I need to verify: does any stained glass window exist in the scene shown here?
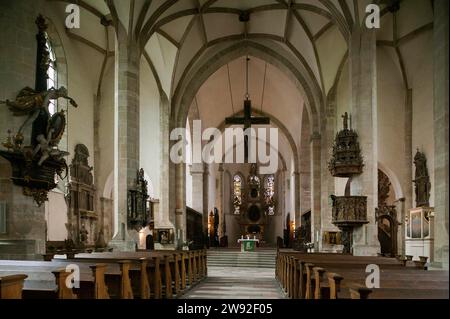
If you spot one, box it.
[45,33,57,115]
[264,175,275,215]
[233,175,242,214]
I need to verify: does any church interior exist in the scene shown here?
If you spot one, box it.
[0,0,448,301]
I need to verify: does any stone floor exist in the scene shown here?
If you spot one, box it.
[180,267,286,299]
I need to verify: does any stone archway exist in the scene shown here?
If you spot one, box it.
[168,41,324,244]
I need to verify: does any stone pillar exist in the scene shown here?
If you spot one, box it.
[190,163,205,214]
[349,28,380,256]
[310,132,321,248]
[396,198,406,257]
[293,171,300,228]
[175,162,186,247]
[109,31,141,251]
[404,89,413,214]
[190,163,208,235]
[0,0,46,260]
[321,97,338,250]
[433,0,449,270]
[217,164,224,238]
[279,169,286,223]
[158,96,174,229]
[203,164,210,242]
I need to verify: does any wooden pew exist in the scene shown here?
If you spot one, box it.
[276,251,449,300]
[60,249,207,298]
[0,274,28,299]
[54,255,153,299]
[0,260,110,299]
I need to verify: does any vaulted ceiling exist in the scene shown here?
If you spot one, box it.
[48,0,434,120]
[49,0,434,101]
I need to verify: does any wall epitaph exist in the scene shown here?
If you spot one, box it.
[413,149,431,207]
[0,15,77,206]
[66,144,97,248]
[127,169,150,230]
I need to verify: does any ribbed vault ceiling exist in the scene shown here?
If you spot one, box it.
[50,0,434,114]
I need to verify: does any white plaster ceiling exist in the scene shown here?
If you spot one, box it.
[49,0,435,105]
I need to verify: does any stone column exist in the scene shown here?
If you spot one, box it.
[433,0,449,270]
[310,132,321,248]
[190,163,205,213]
[217,164,224,239]
[279,169,286,223]
[349,28,380,256]
[293,171,300,228]
[109,31,141,251]
[158,96,174,229]
[0,0,46,260]
[190,163,208,235]
[202,164,210,236]
[175,162,186,247]
[396,198,406,257]
[321,97,338,250]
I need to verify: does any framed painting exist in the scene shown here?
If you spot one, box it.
[155,228,174,244]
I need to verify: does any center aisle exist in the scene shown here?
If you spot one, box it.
[180,249,286,299]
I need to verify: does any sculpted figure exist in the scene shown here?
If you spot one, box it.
[1,86,77,134]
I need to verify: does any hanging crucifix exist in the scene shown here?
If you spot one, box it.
[225,57,270,163]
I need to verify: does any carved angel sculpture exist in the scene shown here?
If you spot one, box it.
[1,86,78,134]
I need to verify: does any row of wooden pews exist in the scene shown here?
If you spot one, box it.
[0,249,207,299]
[276,250,449,299]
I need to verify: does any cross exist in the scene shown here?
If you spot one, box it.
[225,99,270,162]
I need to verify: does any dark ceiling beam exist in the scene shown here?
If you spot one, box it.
[318,0,350,39]
[143,51,164,96]
[65,29,109,55]
[292,3,333,20]
[201,0,220,12]
[141,0,178,47]
[248,3,286,14]
[135,0,152,39]
[283,0,293,42]
[156,29,180,48]
[397,22,433,46]
[195,0,209,44]
[313,21,334,41]
[338,0,354,29]
[292,9,325,92]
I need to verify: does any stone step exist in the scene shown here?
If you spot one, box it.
[206,250,277,269]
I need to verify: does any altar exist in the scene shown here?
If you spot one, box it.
[238,236,259,252]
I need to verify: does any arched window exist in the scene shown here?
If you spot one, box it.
[45,33,57,115]
[233,175,243,214]
[264,175,275,215]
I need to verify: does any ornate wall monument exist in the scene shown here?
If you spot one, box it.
[376,170,400,257]
[66,144,100,250]
[406,150,435,261]
[329,113,368,254]
[0,15,77,207]
[0,11,76,259]
[413,150,431,208]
